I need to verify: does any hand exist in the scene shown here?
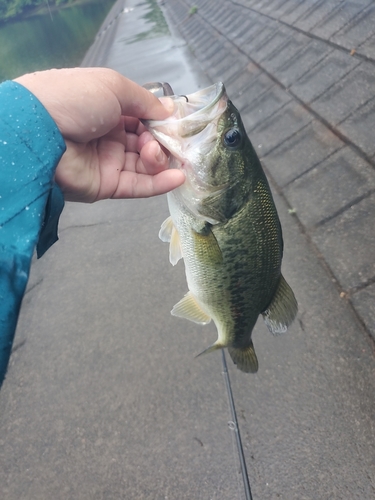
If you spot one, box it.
[14,68,185,202]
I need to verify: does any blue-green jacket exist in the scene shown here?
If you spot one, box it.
[0,81,66,387]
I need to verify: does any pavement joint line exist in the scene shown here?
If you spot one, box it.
[287,88,375,172]
[58,221,109,234]
[279,144,346,189]
[242,98,292,133]
[314,188,375,229]
[289,51,362,104]
[346,297,375,355]
[230,0,375,64]
[348,274,375,295]
[334,93,375,128]
[23,278,44,296]
[10,339,27,354]
[257,121,312,160]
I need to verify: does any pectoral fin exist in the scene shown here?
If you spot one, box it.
[192,226,223,265]
[159,216,174,242]
[171,291,211,324]
[159,216,182,266]
[262,274,298,335]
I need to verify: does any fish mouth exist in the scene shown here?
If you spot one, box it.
[142,82,227,154]
[173,82,226,123]
[143,82,229,221]
[143,81,225,118]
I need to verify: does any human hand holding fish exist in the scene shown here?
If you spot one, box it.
[143,82,298,373]
[11,68,297,373]
[14,68,185,202]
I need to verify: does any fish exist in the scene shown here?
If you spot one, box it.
[143,82,297,373]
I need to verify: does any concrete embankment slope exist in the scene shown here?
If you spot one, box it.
[0,0,374,499]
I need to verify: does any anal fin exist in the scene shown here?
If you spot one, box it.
[262,274,298,335]
[171,291,211,325]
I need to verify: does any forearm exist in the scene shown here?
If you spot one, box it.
[0,80,66,386]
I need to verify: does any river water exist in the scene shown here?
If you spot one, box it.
[0,0,116,82]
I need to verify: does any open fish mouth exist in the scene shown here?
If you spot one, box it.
[142,82,228,159]
[142,82,230,218]
[143,81,225,114]
[142,81,227,141]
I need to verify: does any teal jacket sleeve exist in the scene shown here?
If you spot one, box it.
[0,81,66,387]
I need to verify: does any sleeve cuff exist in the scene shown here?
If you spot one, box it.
[37,183,65,258]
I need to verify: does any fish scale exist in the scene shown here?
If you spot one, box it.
[144,82,297,373]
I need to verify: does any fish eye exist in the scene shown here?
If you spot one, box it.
[223,128,242,149]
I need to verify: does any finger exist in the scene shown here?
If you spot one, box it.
[139,140,169,175]
[123,116,142,134]
[124,132,140,153]
[111,168,185,199]
[107,73,174,120]
[138,132,170,161]
[114,144,168,176]
[137,131,155,151]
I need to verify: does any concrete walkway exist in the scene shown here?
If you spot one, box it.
[0,0,374,499]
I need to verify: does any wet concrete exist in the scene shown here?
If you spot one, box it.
[0,0,374,499]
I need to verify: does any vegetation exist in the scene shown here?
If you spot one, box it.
[0,0,75,21]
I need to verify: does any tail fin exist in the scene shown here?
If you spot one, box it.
[227,343,259,373]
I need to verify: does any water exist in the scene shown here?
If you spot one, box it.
[0,0,116,82]
[122,0,169,44]
[100,0,210,95]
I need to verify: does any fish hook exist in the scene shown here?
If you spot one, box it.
[143,82,189,101]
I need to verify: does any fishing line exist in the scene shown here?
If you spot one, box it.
[221,350,254,500]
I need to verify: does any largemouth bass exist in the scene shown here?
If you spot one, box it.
[143,82,297,373]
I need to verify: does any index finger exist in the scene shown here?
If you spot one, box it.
[106,72,174,120]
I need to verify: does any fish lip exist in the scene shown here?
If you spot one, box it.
[184,81,226,118]
[143,82,226,126]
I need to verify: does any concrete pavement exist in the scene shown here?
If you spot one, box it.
[0,0,374,499]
